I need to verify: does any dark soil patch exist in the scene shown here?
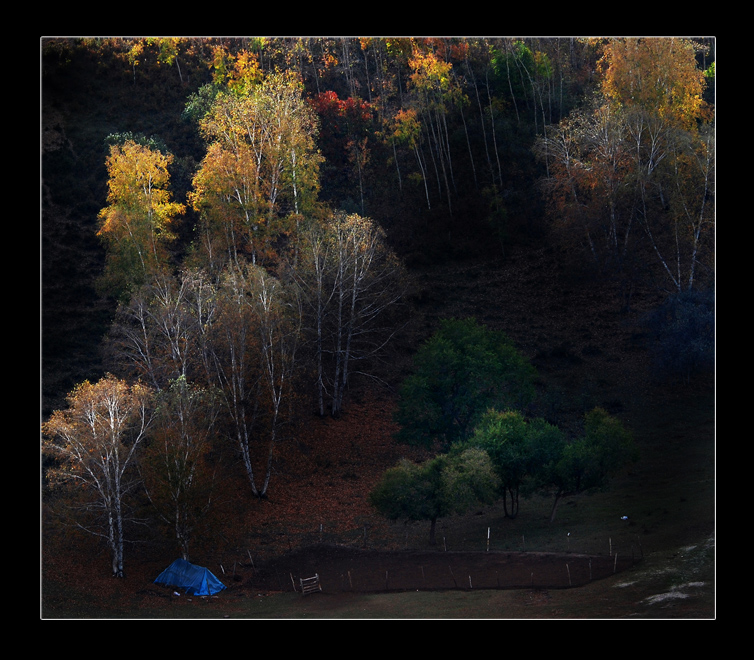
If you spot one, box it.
[245,544,637,594]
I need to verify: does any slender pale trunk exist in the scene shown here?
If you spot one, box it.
[413,143,431,210]
[486,68,504,188]
[260,407,278,497]
[466,56,493,186]
[392,137,402,191]
[457,95,478,189]
[332,264,346,416]
[316,281,325,417]
[336,242,361,414]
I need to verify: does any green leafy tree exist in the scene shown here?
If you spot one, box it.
[491,39,553,130]
[540,407,638,522]
[467,409,565,519]
[369,448,499,545]
[394,318,537,449]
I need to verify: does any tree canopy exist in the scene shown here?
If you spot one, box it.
[466,409,565,519]
[97,140,185,298]
[536,407,639,522]
[42,375,155,576]
[394,318,537,449]
[369,448,499,545]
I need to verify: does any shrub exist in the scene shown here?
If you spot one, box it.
[643,288,715,382]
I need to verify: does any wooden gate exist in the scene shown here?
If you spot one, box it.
[300,574,322,595]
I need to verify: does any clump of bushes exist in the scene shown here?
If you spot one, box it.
[643,288,714,382]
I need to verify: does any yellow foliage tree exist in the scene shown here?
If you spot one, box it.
[598,38,709,131]
[97,140,184,296]
[536,38,714,291]
[190,70,321,271]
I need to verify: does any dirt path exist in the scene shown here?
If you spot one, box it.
[242,544,638,594]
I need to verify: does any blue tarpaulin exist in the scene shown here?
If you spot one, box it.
[154,558,226,596]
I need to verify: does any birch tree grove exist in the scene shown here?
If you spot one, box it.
[106,269,219,392]
[294,219,338,417]
[42,375,155,577]
[535,38,714,290]
[206,264,266,497]
[190,69,321,271]
[172,262,300,499]
[244,264,302,496]
[406,47,458,214]
[42,37,715,580]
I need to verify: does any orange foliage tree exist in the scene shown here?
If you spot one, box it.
[42,375,155,577]
[598,37,708,131]
[405,44,461,213]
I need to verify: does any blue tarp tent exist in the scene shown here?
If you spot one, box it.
[154,558,226,596]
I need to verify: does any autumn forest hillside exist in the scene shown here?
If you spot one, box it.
[41,37,715,617]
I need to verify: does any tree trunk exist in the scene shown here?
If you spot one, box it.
[112,473,126,578]
[510,486,520,518]
[502,486,520,519]
[549,489,564,523]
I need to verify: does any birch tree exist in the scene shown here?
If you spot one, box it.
[535,38,714,290]
[406,46,458,214]
[243,264,302,496]
[205,264,266,497]
[392,107,432,210]
[97,140,185,297]
[294,219,339,416]
[296,212,406,417]
[598,37,714,292]
[199,263,301,499]
[106,269,219,392]
[141,376,220,561]
[42,375,154,577]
